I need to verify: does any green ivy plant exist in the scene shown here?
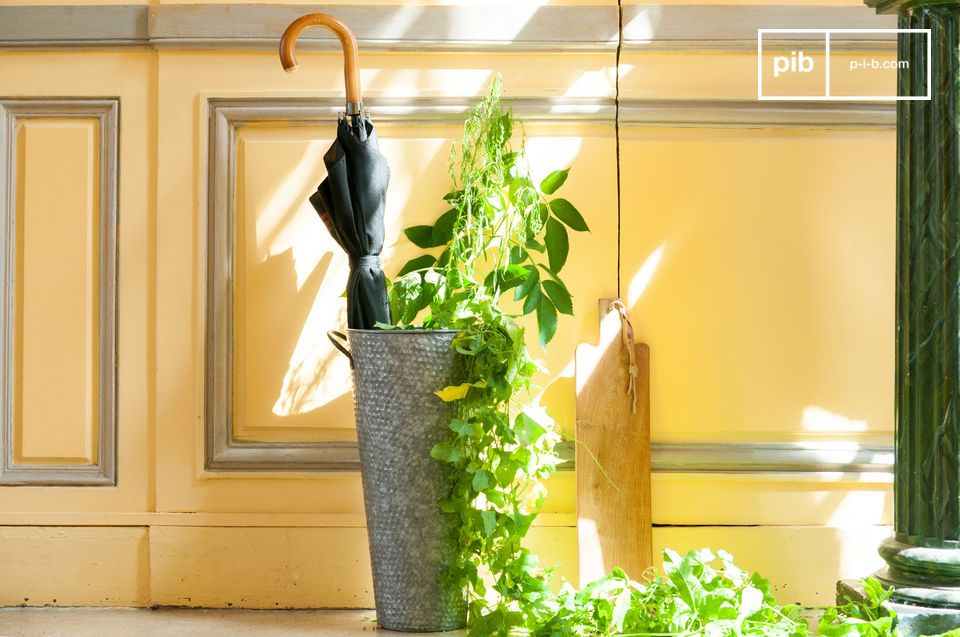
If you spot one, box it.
[389,74,584,632]
[388,77,902,637]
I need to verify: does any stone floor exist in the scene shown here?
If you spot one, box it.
[0,608,466,636]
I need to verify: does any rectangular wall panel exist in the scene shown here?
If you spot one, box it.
[232,128,353,445]
[15,119,100,465]
[0,526,148,607]
[619,126,895,445]
[0,99,117,485]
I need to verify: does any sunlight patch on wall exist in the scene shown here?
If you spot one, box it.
[802,406,868,433]
[562,69,617,98]
[627,244,665,308]
[369,68,494,98]
[621,6,664,44]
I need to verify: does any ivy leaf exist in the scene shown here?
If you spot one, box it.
[481,510,497,537]
[540,168,570,195]
[514,266,539,301]
[537,294,558,347]
[542,279,573,315]
[430,441,460,463]
[495,461,520,486]
[515,412,547,445]
[550,198,590,232]
[438,498,461,513]
[545,218,569,272]
[449,418,481,438]
[472,470,494,491]
[396,254,436,277]
[432,208,459,245]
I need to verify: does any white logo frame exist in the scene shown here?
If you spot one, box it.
[757,29,932,101]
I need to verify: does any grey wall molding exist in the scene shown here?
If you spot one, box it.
[653,442,893,474]
[0,4,894,53]
[0,3,617,52]
[151,4,618,51]
[0,98,119,486]
[619,100,896,129]
[0,5,148,48]
[623,5,898,52]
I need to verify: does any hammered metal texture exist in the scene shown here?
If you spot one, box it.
[348,329,467,632]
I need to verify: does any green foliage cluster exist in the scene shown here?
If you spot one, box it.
[390,76,587,349]
[387,77,902,637]
[817,578,894,637]
[537,549,894,637]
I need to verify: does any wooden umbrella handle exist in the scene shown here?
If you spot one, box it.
[279,13,362,113]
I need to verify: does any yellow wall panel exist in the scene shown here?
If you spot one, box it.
[14,119,100,465]
[234,130,354,443]
[620,127,894,444]
[0,527,149,606]
[150,526,375,608]
[0,50,153,512]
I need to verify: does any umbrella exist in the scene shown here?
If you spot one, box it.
[280,14,392,329]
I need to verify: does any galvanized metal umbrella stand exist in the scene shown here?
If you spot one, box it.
[280,15,467,632]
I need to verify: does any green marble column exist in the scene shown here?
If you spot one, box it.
[866,0,960,606]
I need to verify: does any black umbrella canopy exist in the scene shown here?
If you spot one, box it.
[279,13,392,330]
[310,116,391,329]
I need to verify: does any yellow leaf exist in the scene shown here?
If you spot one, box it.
[435,383,471,402]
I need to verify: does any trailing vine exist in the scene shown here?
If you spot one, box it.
[388,78,901,637]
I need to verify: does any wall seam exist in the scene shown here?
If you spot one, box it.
[615,0,623,297]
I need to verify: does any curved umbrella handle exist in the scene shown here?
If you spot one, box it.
[279,13,362,116]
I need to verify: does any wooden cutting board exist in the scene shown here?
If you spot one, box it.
[575,299,652,585]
